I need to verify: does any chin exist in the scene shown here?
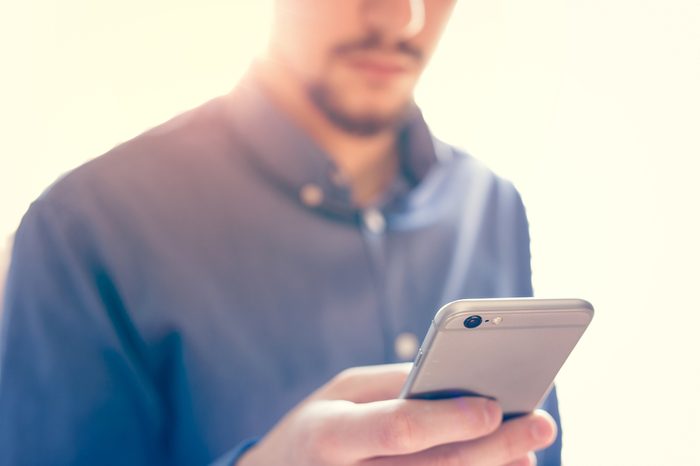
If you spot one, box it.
[307,78,414,135]
[355,88,415,120]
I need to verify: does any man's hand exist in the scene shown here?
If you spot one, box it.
[238,364,556,466]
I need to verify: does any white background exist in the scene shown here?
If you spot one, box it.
[1,1,699,464]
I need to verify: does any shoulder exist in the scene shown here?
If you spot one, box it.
[39,96,235,213]
[439,139,527,213]
[23,96,250,242]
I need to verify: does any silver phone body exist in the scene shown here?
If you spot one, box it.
[399,298,594,418]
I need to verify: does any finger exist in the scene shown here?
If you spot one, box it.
[315,396,501,462]
[312,363,413,403]
[369,410,555,466]
[503,451,537,466]
[450,411,555,466]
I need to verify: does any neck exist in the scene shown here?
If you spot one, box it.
[253,59,399,208]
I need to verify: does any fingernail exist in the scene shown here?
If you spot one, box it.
[529,451,538,466]
[531,418,553,442]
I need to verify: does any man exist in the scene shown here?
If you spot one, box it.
[0,1,562,465]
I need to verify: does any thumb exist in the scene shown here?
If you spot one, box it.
[311,363,413,403]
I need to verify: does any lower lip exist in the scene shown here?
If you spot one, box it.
[348,60,408,80]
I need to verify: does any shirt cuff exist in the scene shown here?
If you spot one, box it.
[210,437,260,466]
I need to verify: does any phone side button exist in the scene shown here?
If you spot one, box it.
[414,350,424,368]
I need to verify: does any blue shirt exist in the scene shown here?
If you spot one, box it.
[0,73,562,465]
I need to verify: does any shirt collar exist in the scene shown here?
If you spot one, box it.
[222,70,445,218]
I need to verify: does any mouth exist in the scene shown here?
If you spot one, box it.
[344,54,414,80]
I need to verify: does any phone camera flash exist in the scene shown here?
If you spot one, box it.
[492,316,503,325]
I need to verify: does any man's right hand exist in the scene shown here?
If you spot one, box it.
[238,364,556,466]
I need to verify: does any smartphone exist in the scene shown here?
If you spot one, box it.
[399,298,594,419]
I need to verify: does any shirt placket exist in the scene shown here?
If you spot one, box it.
[358,206,398,363]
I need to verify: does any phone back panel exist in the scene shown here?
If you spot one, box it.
[400,299,593,416]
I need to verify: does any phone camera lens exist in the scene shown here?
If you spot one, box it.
[463,315,483,329]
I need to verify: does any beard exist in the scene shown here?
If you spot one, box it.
[306,80,413,137]
[302,31,423,136]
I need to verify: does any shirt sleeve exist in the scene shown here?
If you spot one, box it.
[209,438,259,466]
[0,199,162,465]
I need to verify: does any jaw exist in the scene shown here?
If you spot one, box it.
[304,60,420,133]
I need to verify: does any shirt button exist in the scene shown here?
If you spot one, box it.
[299,183,324,207]
[362,208,386,234]
[331,170,349,187]
[395,332,420,361]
